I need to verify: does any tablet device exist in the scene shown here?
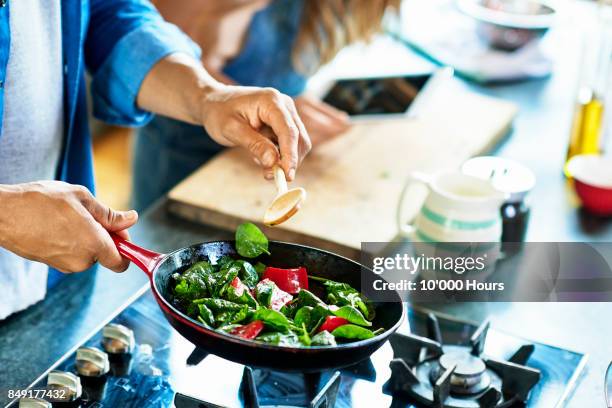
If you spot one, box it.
[319,68,452,121]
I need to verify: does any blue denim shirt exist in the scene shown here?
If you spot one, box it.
[0,0,198,187]
[0,0,199,287]
[223,0,307,96]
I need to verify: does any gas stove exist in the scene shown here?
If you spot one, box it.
[9,291,586,408]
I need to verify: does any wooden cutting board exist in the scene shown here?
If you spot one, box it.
[167,89,517,259]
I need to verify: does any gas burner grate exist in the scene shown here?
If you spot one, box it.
[241,367,341,408]
[384,313,541,408]
[176,348,341,408]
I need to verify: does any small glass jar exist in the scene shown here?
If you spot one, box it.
[500,199,531,243]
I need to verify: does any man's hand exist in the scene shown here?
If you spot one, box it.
[0,181,138,273]
[136,54,311,181]
[294,95,351,147]
[199,85,311,181]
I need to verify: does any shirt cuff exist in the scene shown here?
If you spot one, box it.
[90,21,201,127]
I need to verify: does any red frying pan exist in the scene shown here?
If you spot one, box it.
[112,235,404,372]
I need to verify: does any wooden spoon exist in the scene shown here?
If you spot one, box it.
[263,166,306,226]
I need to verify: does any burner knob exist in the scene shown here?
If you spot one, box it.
[18,398,51,408]
[102,323,135,354]
[75,347,110,377]
[47,370,82,401]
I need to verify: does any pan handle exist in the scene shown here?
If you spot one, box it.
[111,234,165,277]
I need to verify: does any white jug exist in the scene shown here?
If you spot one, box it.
[397,171,507,243]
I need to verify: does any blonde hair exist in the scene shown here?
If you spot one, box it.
[293,0,400,72]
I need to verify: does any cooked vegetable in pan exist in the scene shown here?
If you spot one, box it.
[170,223,382,347]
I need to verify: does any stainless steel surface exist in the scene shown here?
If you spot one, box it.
[8,294,586,407]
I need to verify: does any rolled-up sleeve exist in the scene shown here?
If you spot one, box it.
[85,0,201,127]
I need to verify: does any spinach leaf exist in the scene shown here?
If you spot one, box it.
[197,304,215,326]
[193,298,244,312]
[216,255,234,269]
[235,222,270,258]
[234,260,259,289]
[185,301,200,318]
[188,261,216,276]
[294,305,332,333]
[226,283,258,308]
[174,279,191,298]
[173,277,206,302]
[256,332,301,346]
[331,292,375,322]
[311,330,337,346]
[197,316,213,329]
[308,305,333,334]
[297,323,311,347]
[255,279,275,307]
[174,261,224,301]
[296,289,327,308]
[331,305,372,327]
[293,306,313,329]
[331,324,375,340]
[312,276,375,320]
[252,308,291,332]
[216,305,250,325]
[254,261,267,278]
[280,301,298,319]
[213,263,240,298]
[172,261,216,301]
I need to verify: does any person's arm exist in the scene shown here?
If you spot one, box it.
[0,181,137,273]
[86,0,310,181]
[136,53,310,180]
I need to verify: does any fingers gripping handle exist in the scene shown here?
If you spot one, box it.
[111,234,165,277]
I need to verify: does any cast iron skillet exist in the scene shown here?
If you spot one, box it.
[112,235,404,372]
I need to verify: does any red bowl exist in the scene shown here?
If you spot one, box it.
[566,155,612,216]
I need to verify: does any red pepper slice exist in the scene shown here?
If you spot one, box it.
[269,284,293,311]
[230,320,264,340]
[262,266,309,294]
[318,316,349,333]
[230,276,248,296]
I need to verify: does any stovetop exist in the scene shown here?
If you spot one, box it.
[10,291,586,408]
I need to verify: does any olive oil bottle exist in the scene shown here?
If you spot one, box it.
[565,88,605,176]
[564,0,611,176]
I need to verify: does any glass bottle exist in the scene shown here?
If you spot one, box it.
[565,0,612,175]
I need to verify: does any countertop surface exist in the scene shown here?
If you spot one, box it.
[1,1,612,407]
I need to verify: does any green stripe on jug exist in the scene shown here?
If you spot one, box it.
[421,206,497,230]
[415,230,437,243]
